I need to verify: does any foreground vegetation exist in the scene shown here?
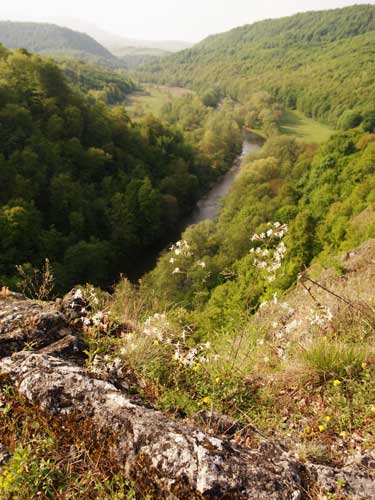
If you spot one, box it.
[0,384,145,499]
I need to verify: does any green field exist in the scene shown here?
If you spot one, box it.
[126,85,193,116]
[280,109,334,143]
[127,88,334,144]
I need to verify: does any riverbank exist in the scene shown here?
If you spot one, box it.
[183,133,262,227]
[126,133,263,282]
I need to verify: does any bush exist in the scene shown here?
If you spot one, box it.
[301,339,367,383]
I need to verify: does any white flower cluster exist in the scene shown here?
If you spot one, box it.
[82,310,110,330]
[168,239,208,277]
[73,289,83,300]
[143,313,171,341]
[77,287,110,331]
[250,222,288,282]
[251,222,287,241]
[285,318,303,333]
[168,240,194,275]
[120,314,216,372]
[173,341,212,367]
[169,240,192,257]
[309,306,334,327]
[85,285,99,306]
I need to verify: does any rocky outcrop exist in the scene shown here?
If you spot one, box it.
[0,294,85,360]
[0,352,304,499]
[306,460,375,499]
[0,293,375,498]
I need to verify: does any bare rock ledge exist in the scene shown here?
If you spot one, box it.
[0,352,303,499]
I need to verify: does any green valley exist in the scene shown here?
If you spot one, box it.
[139,4,375,128]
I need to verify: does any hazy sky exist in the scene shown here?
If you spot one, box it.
[1,0,373,42]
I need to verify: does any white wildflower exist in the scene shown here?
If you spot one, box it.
[73,289,83,300]
[285,319,301,333]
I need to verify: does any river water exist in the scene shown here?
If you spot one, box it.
[183,136,261,226]
[129,133,262,281]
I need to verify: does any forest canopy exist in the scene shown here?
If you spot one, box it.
[0,47,240,292]
[138,4,375,128]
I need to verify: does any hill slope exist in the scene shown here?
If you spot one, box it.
[0,21,117,65]
[0,48,219,292]
[140,4,375,127]
[111,46,171,69]
[52,18,193,53]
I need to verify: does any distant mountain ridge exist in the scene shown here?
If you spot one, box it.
[109,39,192,52]
[110,46,171,70]
[52,18,193,53]
[0,21,117,65]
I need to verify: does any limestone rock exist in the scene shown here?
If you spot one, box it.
[306,462,375,499]
[0,352,303,499]
[0,295,85,361]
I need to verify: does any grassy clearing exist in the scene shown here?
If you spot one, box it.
[280,109,334,143]
[125,84,193,117]
[126,87,333,145]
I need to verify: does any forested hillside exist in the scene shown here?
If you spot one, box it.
[0,47,241,293]
[58,59,136,104]
[143,130,375,313]
[0,21,118,66]
[112,47,170,69]
[140,5,375,127]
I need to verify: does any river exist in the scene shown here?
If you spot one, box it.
[183,135,262,226]
[128,133,262,281]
